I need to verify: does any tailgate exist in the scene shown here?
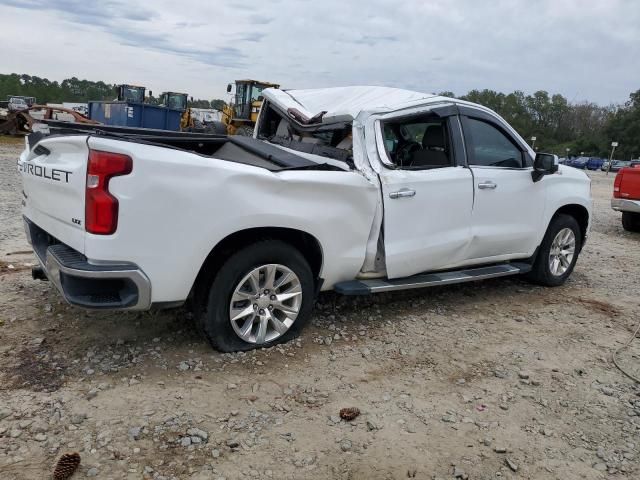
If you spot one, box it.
[619,168,640,200]
[18,134,89,254]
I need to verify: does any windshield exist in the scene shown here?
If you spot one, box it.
[167,94,186,110]
[122,86,145,103]
[251,86,265,102]
[10,98,26,105]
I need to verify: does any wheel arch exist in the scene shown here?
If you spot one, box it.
[552,203,590,248]
[190,227,324,300]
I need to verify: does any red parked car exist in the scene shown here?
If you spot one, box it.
[612,165,640,231]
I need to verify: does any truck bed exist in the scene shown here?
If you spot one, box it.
[36,120,348,172]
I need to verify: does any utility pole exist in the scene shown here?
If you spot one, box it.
[606,141,618,175]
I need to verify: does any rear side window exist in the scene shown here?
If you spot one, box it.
[464,118,524,168]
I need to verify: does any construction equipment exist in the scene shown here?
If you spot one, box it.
[222,80,279,135]
[116,84,146,103]
[159,92,192,130]
[89,85,184,131]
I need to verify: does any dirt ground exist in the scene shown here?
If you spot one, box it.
[1,139,639,480]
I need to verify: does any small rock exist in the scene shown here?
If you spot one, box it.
[593,462,607,471]
[128,426,142,440]
[87,467,99,477]
[211,448,221,458]
[178,362,190,371]
[441,415,456,423]
[180,437,192,447]
[32,337,45,346]
[505,458,518,472]
[0,409,11,420]
[71,413,88,425]
[187,428,209,441]
[494,446,507,453]
[227,383,238,390]
[340,440,352,452]
[600,387,615,396]
[34,433,47,442]
[366,420,379,431]
[518,371,530,380]
[453,466,468,479]
[86,388,99,400]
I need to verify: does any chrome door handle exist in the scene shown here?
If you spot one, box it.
[389,188,416,199]
[478,181,497,190]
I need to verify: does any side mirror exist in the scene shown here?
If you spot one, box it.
[226,84,232,93]
[532,153,559,182]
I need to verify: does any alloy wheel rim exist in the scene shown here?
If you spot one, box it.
[229,264,302,344]
[549,228,576,276]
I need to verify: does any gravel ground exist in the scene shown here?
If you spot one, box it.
[1,143,639,480]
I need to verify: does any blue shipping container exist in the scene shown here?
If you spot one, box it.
[88,101,182,131]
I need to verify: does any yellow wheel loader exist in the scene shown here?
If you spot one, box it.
[222,80,279,136]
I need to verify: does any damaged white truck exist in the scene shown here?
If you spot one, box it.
[18,86,592,351]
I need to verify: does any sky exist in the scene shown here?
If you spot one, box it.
[0,0,638,105]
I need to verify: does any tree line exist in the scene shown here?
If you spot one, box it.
[0,73,226,111]
[439,88,639,160]
[1,73,637,159]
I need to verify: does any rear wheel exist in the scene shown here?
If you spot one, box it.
[526,214,582,287]
[195,240,314,352]
[622,212,640,232]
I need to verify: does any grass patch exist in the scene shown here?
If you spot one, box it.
[0,135,25,145]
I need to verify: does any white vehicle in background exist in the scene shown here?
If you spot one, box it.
[8,97,29,112]
[18,86,592,352]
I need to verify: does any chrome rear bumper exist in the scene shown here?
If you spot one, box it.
[612,198,640,213]
[24,217,151,310]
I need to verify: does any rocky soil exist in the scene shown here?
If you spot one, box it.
[1,141,639,479]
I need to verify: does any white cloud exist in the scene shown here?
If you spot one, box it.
[0,0,638,103]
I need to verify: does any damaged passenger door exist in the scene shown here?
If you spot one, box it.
[375,111,473,279]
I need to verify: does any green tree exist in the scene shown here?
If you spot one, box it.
[211,99,226,110]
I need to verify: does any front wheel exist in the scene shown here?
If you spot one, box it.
[195,240,315,352]
[526,214,582,287]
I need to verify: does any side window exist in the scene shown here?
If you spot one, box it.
[464,118,524,168]
[381,115,453,170]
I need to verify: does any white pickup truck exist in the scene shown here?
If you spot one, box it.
[18,86,592,351]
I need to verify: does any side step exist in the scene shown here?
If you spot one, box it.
[334,263,532,295]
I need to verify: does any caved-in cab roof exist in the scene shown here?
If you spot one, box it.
[262,86,448,125]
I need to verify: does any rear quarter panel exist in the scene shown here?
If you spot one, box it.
[85,137,379,303]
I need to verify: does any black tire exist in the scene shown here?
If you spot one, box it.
[526,214,582,287]
[194,240,315,352]
[622,212,640,232]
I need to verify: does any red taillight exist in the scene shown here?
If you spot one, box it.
[613,170,623,198]
[85,150,132,235]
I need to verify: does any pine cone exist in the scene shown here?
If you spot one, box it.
[339,407,360,421]
[53,452,81,480]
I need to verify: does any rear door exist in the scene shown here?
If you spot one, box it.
[376,111,474,278]
[19,134,89,253]
[460,111,545,260]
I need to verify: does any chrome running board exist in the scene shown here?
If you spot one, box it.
[334,263,531,295]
